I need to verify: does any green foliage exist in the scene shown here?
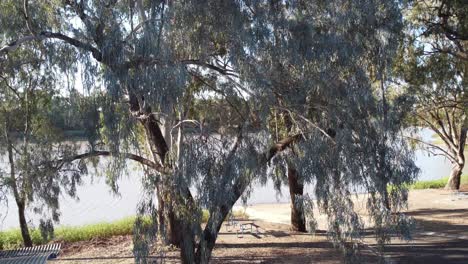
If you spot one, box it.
[394,0,467,189]
[0,0,420,262]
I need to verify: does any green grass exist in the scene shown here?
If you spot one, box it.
[0,217,137,250]
[0,209,248,250]
[388,175,468,192]
[410,175,468,190]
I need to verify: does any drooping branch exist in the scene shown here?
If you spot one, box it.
[426,46,468,61]
[40,32,102,61]
[0,35,37,54]
[416,112,458,153]
[121,57,240,78]
[57,150,170,174]
[182,59,239,77]
[404,136,457,163]
[0,32,102,61]
[0,76,22,100]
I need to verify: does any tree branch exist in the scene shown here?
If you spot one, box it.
[404,135,457,163]
[182,59,239,77]
[416,112,458,153]
[58,150,170,174]
[0,76,22,100]
[0,32,102,61]
[22,0,35,35]
[266,133,303,162]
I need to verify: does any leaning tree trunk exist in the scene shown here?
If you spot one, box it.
[445,160,464,190]
[287,166,307,232]
[17,201,33,247]
[192,200,237,264]
[445,128,466,190]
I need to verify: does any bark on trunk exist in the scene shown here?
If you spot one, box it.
[17,202,33,247]
[445,162,464,190]
[167,204,183,246]
[192,206,233,264]
[126,87,181,246]
[288,166,307,232]
[5,125,32,247]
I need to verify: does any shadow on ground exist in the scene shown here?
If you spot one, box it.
[365,208,468,264]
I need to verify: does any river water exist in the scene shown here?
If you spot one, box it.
[0,129,465,230]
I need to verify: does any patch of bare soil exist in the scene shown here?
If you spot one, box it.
[53,221,378,264]
[52,188,468,263]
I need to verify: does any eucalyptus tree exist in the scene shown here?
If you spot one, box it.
[395,0,467,190]
[0,1,419,263]
[0,43,84,246]
[267,109,308,232]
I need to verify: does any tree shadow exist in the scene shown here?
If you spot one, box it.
[211,241,379,263]
[213,209,468,263]
[215,241,332,249]
[383,239,468,264]
[406,208,468,218]
[362,209,468,264]
[265,230,289,238]
[407,208,468,238]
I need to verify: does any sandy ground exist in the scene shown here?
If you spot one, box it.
[243,187,468,228]
[51,187,468,263]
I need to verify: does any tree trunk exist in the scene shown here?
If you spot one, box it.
[17,201,33,247]
[126,88,181,246]
[167,204,183,246]
[177,135,300,264]
[445,162,464,190]
[5,124,33,247]
[192,206,233,264]
[288,166,307,232]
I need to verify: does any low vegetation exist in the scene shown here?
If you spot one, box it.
[0,209,248,250]
[410,175,468,190]
[388,175,468,193]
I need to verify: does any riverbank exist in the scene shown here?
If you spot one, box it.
[47,186,468,263]
[409,175,468,189]
[0,210,247,250]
